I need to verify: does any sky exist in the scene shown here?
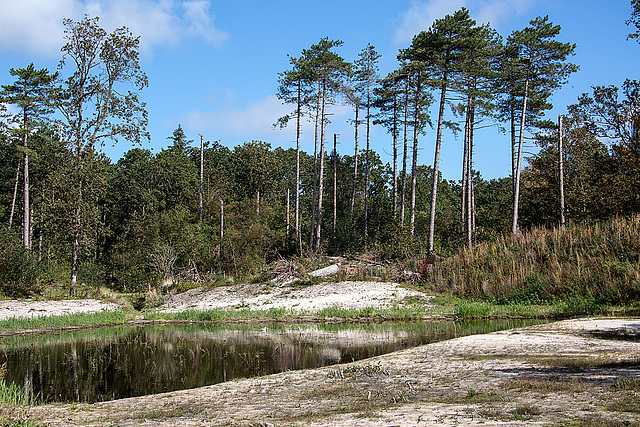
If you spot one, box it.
[0,0,638,181]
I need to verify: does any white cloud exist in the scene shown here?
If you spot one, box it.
[181,95,356,147]
[182,1,228,46]
[183,95,303,142]
[394,0,540,44]
[0,0,78,55]
[0,0,228,57]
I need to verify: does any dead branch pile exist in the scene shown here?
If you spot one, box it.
[269,260,303,286]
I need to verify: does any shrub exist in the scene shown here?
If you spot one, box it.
[0,228,39,297]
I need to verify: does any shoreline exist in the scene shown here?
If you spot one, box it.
[7,316,640,426]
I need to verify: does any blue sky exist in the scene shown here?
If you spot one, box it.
[0,0,638,181]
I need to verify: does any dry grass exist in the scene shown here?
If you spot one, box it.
[428,215,640,309]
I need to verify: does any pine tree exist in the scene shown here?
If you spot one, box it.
[275,54,314,252]
[353,44,380,243]
[1,64,57,250]
[302,38,350,251]
[506,16,577,235]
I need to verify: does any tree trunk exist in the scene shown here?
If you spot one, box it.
[461,97,470,226]
[314,81,327,251]
[428,79,448,253]
[295,79,302,253]
[350,104,359,218]
[392,78,399,220]
[220,199,224,260]
[512,65,531,236]
[510,101,517,196]
[467,95,476,250]
[8,165,19,229]
[364,85,371,243]
[410,71,421,237]
[333,133,337,237]
[310,82,321,250]
[37,187,44,263]
[401,75,410,229]
[199,134,203,224]
[559,114,566,228]
[23,131,30,250]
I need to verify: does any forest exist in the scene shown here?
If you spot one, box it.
[0,4,639,296]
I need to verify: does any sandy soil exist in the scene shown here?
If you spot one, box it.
[0,299,120,321]
[15,317,640,426]
[1,280,640,426]
[159,280,431,313]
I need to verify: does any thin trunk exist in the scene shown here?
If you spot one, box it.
[199,134,203,224]
[392,79,399,220]
[559,114,566,228]
[37,189,44,263]
[428,78,448,253]
[9,165,19,229]
[220,199,224,260]
[350,104,359,218]
[310,82,321,249]
[286,188,290,239]
[70,213,80,296]
[410,71,422,237]
[461,96,470,226]
[401,75,410,229]
[512,64,531,236]
[364,84,371,243]
[23,131,30,250]
[510,101,517,196]
[256,191,260,215]
[315,81,327,251]
[295,79,302,253]
[467,95,476,249]
[333,133,337,236]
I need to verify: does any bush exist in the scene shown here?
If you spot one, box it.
[0,228,40,297]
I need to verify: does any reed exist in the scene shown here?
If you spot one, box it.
[428,215,640,312]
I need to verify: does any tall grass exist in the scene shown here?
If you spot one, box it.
[0,379,31,406]
[428,216,640,308]
[0,310,131,332]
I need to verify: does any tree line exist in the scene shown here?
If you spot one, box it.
[0,5,639,294]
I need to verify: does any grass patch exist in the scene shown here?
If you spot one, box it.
[524,354,640,370]
[144,307,298,322]
[0,310,131,332]
[512,405,542,420]
[0,420,44,427]
[0,379,32,406]
[505,377,591,393]
[553,419,640,427]
[606,395,640,413]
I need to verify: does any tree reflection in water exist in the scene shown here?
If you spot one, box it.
[0,319,541,403]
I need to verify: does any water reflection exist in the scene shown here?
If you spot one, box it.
[0,319,541,403]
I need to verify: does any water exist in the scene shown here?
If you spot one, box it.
[0,319,541,403]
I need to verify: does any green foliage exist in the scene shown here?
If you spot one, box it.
[0,228,39,297]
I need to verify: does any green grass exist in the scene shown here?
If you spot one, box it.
[145,304,443,323]
[0,310,132,332]
[0,379,31,406]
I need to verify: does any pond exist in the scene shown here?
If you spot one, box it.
[0,319,541,403]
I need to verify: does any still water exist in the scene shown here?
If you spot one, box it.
[0,319,540,403]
